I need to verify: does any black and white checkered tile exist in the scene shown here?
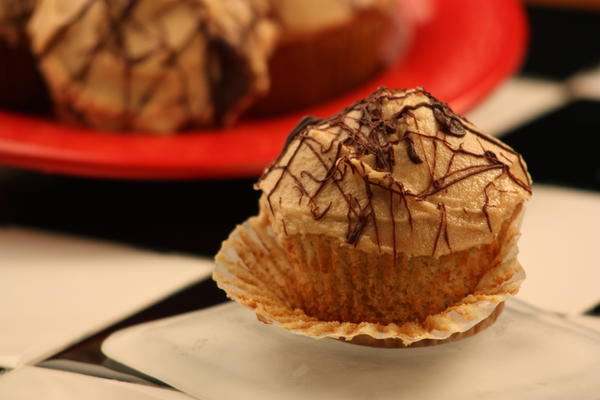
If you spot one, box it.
[467,6,600,322]
[470,6,600,193]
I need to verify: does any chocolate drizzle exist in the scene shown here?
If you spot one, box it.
[432,105,466,137]
[404,133,423,164]
[432,203,450,257]
[260,87,532,257]
[284,116,322,152]
[207,35,253,125]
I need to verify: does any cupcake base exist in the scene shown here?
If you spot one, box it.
[214,210,525,347]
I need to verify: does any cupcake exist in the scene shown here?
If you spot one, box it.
[28,0,278,133]
[250,0,410,115]
[214,87,532,347]
[0,0,47,109]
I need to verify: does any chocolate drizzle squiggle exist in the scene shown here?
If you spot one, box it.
[259,87,532,258]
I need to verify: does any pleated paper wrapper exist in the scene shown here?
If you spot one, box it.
[214,209,525,347]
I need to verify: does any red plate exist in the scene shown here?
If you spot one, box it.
[0,0,527,180]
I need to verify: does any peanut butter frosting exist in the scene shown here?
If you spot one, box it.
[257,87,532,257]
[28,0,278,132]
[270,0,396,33]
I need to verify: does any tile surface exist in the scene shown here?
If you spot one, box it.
[102,301,600,400]
[1,227,212,369]
[0,367,195,400]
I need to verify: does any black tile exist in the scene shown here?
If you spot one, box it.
[502,100,600,191]
[586,303,600,316]
[0,168,260,256]
[522,6,600,80]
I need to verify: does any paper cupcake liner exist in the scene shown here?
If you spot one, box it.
[341,302,505,348]
[214,208,525,346]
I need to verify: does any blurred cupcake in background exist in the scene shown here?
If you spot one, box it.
[28,0,278,133]
[0,0,48,109]
[251,0,413,115]
[26,0,414,133]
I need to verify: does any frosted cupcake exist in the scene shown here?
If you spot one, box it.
[214,87,532,347]
[28,0,277,133]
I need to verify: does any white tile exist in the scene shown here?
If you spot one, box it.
[568,315,600,334]
[466,77,569,136]
[518,185,600,314]
[102,300,600,400]
[0,367,195,400]
[567,64,600,101]
[1,227,213,369]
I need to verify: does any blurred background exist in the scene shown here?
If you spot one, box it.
[1,0,600,396]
